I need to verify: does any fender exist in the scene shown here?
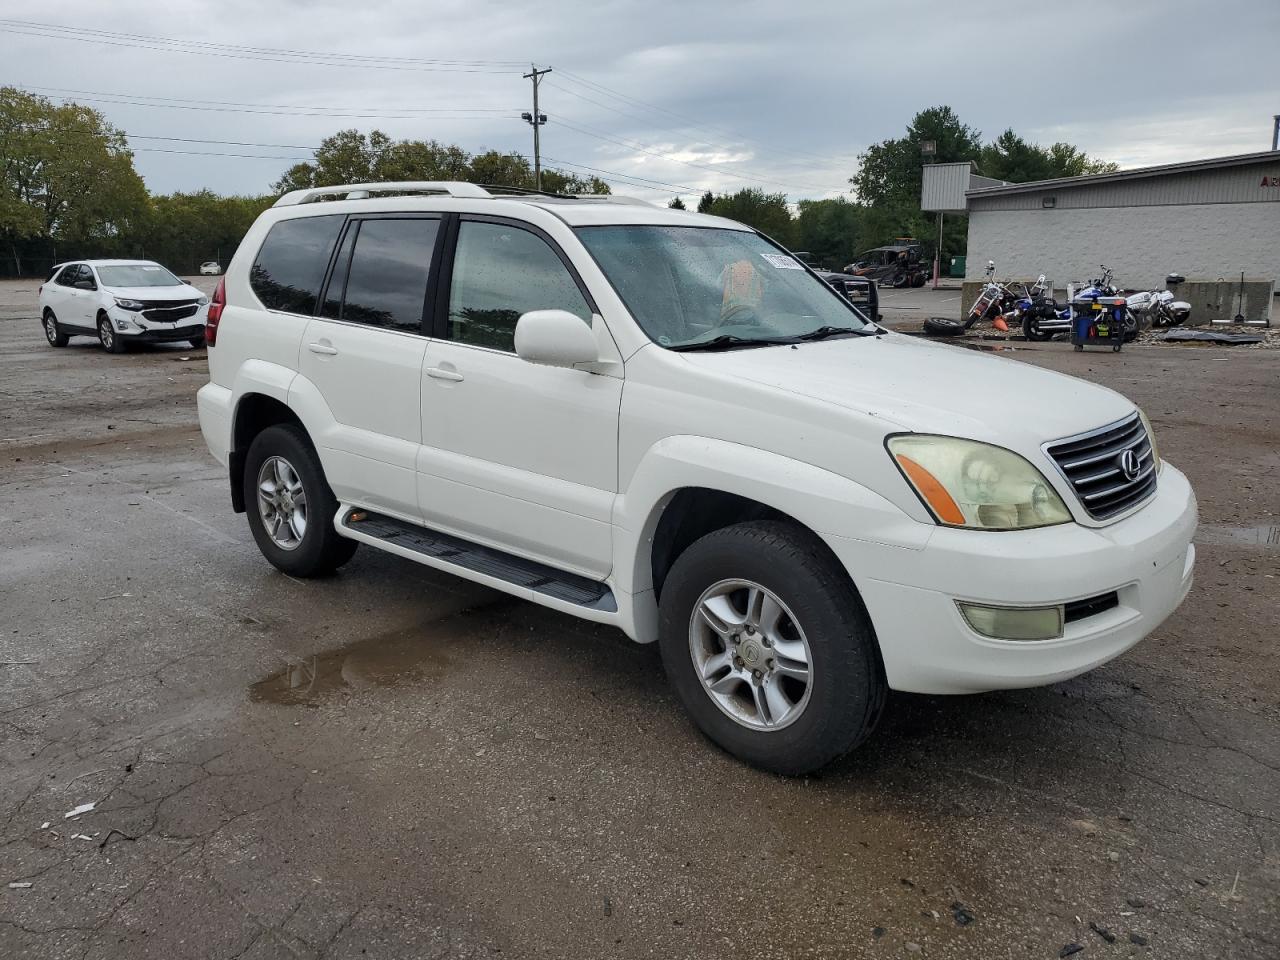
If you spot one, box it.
[230,359,295,417]
[611,436,931,642]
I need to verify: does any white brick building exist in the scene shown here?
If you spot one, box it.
[960,151,1280,290]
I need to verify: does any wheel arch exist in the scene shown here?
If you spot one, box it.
[229,392,306,513]
[613,436,929,644]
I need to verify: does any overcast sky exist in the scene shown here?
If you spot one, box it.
[4,0,1278,203]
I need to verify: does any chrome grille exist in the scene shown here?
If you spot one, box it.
[1046,413,1157,520]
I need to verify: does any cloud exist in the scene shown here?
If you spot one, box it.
[4,0,1277,200]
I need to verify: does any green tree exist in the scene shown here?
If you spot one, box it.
[979,129,1119,182]
[135,190,272,273]
[703,189,795,245]
[696,190,715,213]
[274,131,607,196]
[0,86,147,271]
[851,106,982,209]
[668,196,686,210]
[793,197,868,270]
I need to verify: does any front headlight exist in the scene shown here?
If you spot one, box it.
[1137,408,1161,473]
[114,298,146,311]
[888,434,1072,530]
[197,296,209,306]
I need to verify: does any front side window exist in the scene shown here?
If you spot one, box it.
[577,225,872,349]
[250,214,345,315]
[332,218,439,332]
[96,264,181,287]
[447,221,591,352]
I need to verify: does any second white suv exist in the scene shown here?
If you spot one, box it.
[197,182,1197,774]
[39,260,209,352]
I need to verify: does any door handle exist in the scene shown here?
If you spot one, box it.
[426,366,464,382]
[307,342,339,356]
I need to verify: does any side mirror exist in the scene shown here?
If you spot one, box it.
[514,310,599,368]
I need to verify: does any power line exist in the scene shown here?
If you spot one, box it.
[0,21,522,74]
[0,18,526,66]
[130,147,314,161]
[16,84,517,115]
[541,156,700,194]
[128,135,320,151]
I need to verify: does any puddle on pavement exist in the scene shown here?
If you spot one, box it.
[251,620,466,705]
[1195,524,1280,549]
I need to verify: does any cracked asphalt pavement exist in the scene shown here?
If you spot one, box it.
[2,278,1278,958]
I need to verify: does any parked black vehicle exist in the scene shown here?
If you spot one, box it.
[815,270,880,321]
[844,243,927,288]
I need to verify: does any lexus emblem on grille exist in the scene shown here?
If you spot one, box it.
[1119,447,1141,482]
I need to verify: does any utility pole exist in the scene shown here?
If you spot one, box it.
[522,64,551,190]
[1272,114,1279,152]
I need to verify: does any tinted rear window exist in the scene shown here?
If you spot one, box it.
[250,215,345,315]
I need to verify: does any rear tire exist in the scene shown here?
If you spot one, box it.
[42,310,69,347]
[98,314,126,354]
[658,521,886,775]
[243,423,358,577]
[1022,314,1054,342]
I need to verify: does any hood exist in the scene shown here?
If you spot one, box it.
[104,284,204,302]
[676,332,1134,444]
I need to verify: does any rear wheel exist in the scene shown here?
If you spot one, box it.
[97,314,126,354]
[244,423,357,577]
[1022,314,1054,341]
[42,310,69,347]
[658,521,886,775]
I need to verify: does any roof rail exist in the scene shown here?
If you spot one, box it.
[273,181,492,207]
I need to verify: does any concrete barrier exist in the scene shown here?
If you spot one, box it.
[1174,279,1274,326]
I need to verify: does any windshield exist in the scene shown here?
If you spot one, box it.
[96,264,182,287]
[576,225,872,349]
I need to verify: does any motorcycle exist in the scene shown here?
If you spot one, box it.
[922,261,1015,336]
[1010,274,1072,341]
[1125,274,1191,328]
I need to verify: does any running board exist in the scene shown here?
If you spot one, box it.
[340,509,617,613]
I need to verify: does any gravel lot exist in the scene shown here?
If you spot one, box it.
[1,277,1277,959]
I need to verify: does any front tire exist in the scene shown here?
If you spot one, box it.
[922,316,965,337]
[243,424,358,577]
[43,310,69,347]
[658,521,886,775]
[98,314,126,354]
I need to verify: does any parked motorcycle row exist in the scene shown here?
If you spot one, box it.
[923,262,1192,342]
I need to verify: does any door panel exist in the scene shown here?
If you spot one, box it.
[419,219,620,578]
[297,216,440,521]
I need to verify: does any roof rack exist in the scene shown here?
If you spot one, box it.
[273,181,492,207]
[272,180,654,208]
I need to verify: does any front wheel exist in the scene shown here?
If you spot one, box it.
[43,310,69,347]
[98,315,126,354]
[658,521,886,775]
[243,424,358,577]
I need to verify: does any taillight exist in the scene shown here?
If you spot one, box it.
[206,276,225,347]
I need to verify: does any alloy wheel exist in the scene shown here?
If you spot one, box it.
[256,456,308,551]
[688,578,813,731]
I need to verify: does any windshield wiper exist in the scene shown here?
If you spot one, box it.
[668,335,794,352]
[795,325,877,341]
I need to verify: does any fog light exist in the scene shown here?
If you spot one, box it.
[957,602,1063,641]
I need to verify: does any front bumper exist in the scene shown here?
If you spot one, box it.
[110,304,207,342]
[830,464,1197,694]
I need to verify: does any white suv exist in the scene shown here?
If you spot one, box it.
[40,260,209,352]
[197,181,1197,774]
